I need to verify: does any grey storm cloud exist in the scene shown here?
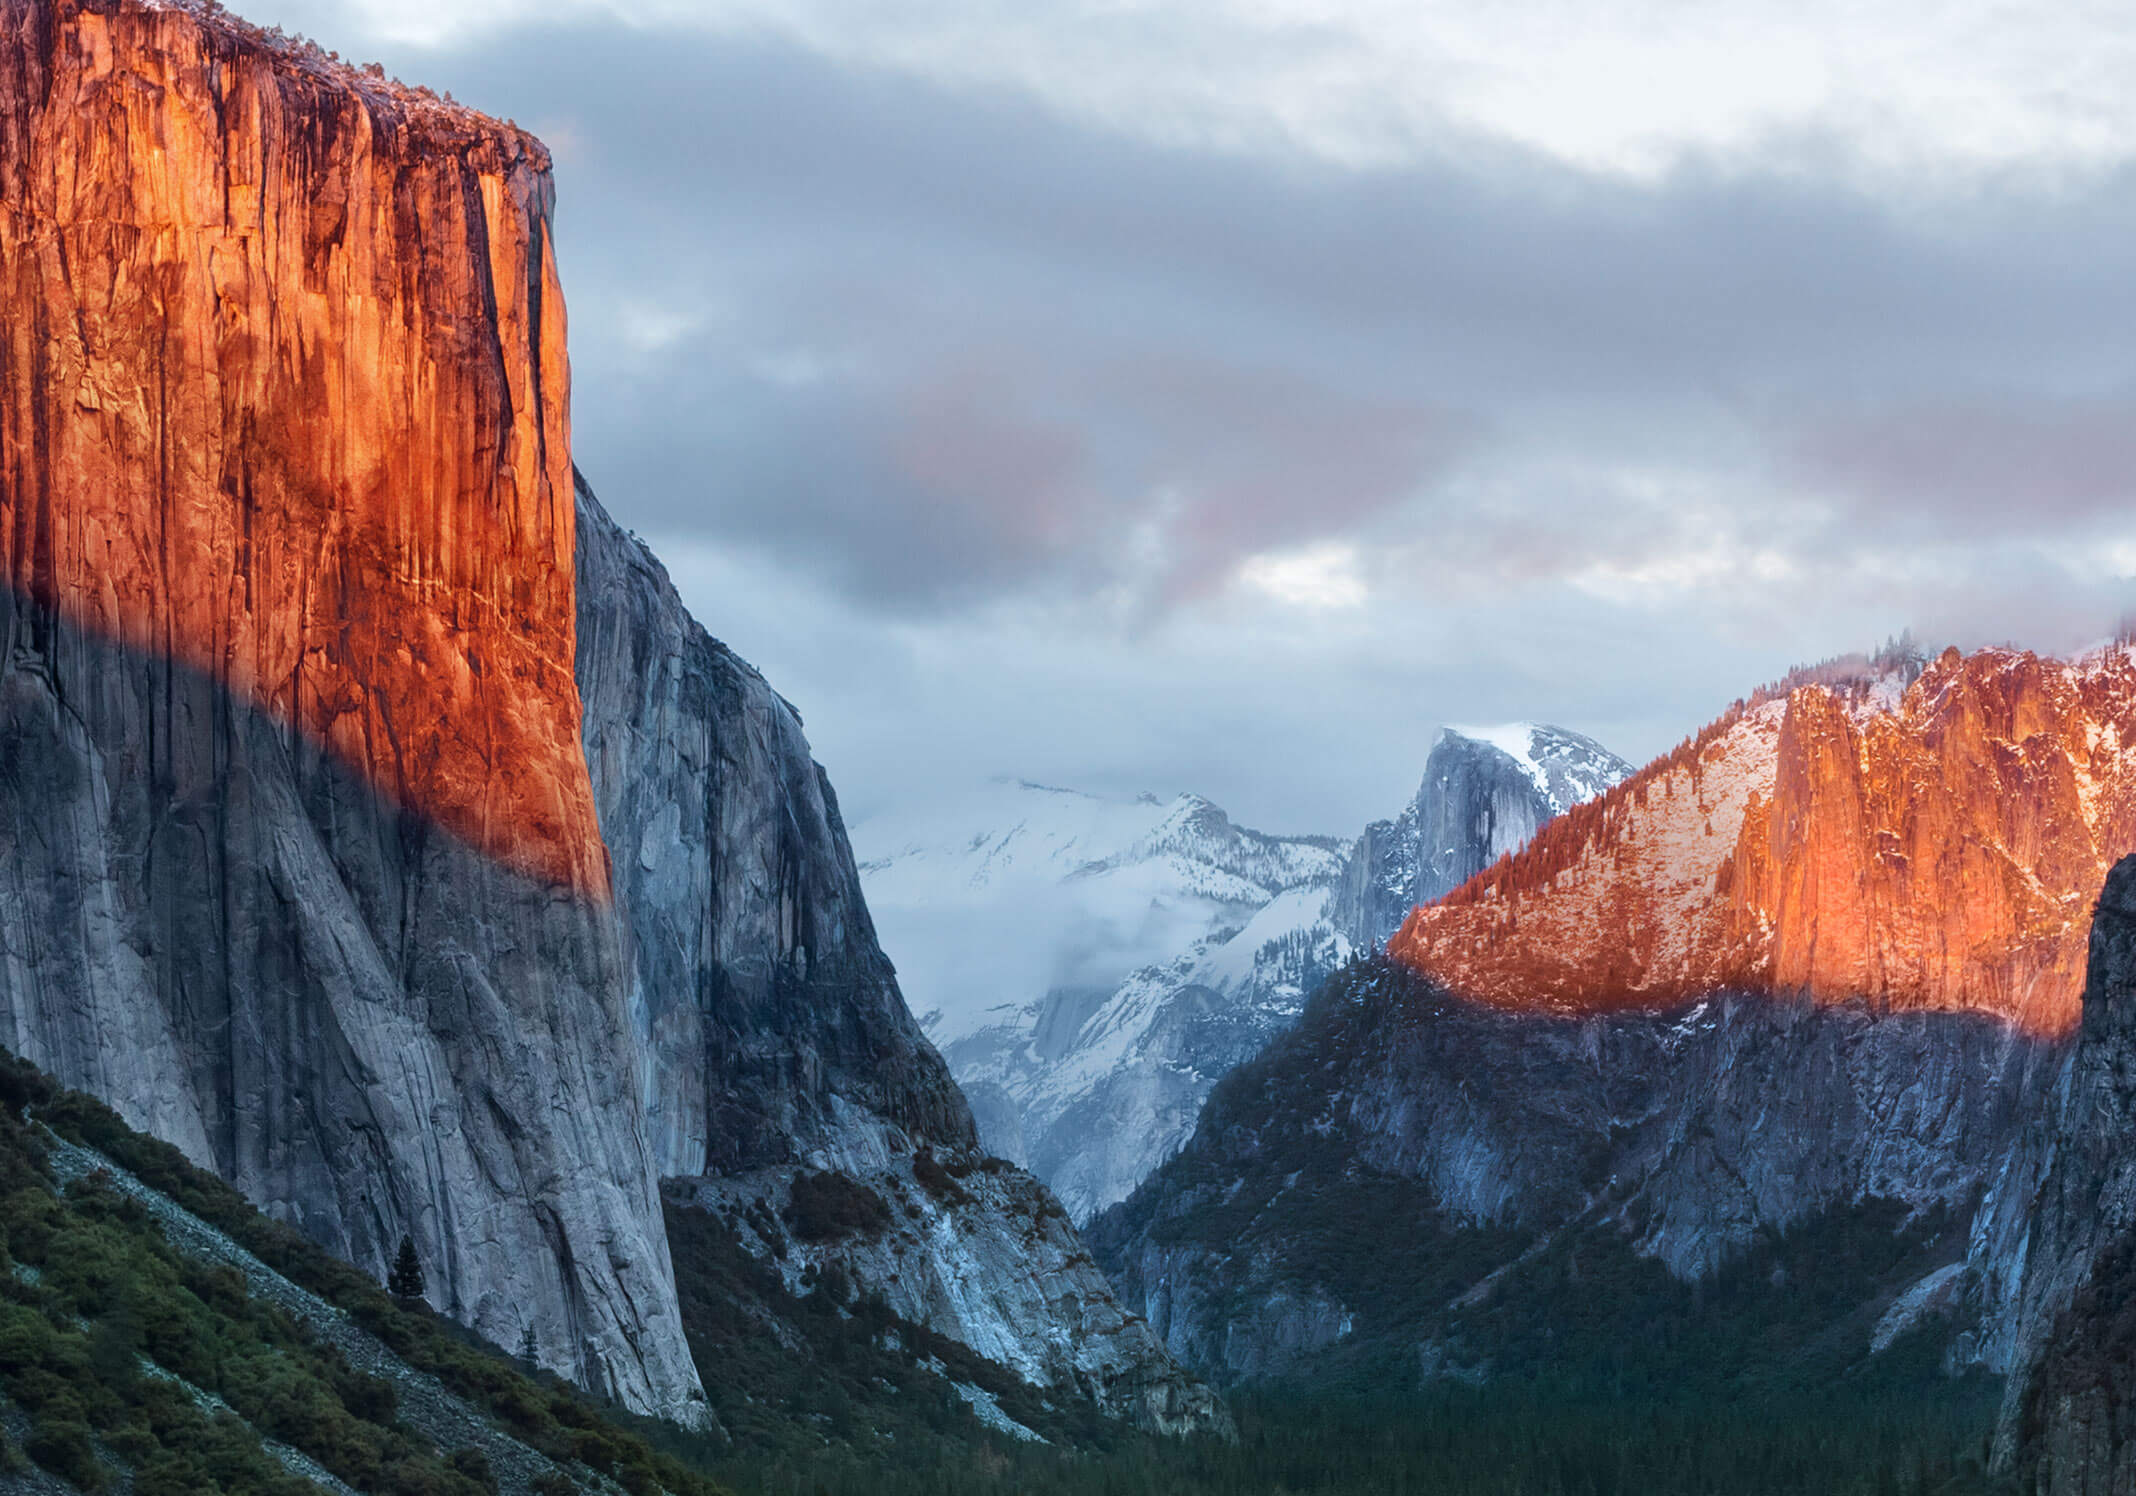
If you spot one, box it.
[583,335,1474,611]
[1787,396,2136,536]
[351,20,2136,615]
[213,2,2136,834]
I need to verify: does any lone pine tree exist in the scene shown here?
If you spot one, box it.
[388,1234,426,1302]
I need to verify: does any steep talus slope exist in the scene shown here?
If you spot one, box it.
[575,481,1225,1436]
[0,0,695,1419]
[1391,646,2136,1033]
[1336,724,1631,948]
[1089,956,2055,1384]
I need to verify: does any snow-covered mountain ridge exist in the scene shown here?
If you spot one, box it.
[855,725,1632,1222]
[1336,724,1635,950]
[857,782,1344,1048]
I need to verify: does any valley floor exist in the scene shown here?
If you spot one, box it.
[704,1381,2014,1496]
[0,1041,2034,1496]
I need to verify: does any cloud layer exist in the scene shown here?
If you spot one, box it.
[285,0,2136,180]
[235,0,2136,835]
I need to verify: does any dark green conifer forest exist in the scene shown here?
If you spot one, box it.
[0,1047,2025,1495]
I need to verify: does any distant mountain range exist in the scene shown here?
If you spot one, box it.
[855,725,1633,1220]
[1088,644,2136,1491]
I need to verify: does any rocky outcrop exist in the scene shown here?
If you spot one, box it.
[1390,647,2136,1034]
[575,477,972,1178]
[1988,857,2136,1487]
[1335,724,1631,949]
[672,1156,1229,1436]
[861,730,1626,1225]
[576,480,1224,1433]
[1090,956,2057,1383]
[2019,1232,2136,1495]
[1095,651,2136,1392]
[0,0,695,1420]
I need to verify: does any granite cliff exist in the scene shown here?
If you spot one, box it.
[578,481,1224,1434]
[1390,645,2136,1033]
[576,477,973,1180]
[0,0,691,1419]
[0,0,600,895]
[1093,647,2136,1392]
[0,0,1216,1434]
[1088,956,2057,1384]
[1335,723,1631,949]
[1985,857,2136,1489]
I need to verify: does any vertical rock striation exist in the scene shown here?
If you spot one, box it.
[575,476,1226,1434]
[1335,724,1631,949]
[1994,857,2136,1489]
[0,0,698,1419]
[1389,647,2136,1034]
[0,0,604,893]
[573,475,974,1179]
[0,0,1218,1434]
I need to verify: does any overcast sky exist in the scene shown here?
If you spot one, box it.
[245,0,2136,836]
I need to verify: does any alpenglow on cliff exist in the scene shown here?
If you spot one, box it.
[0,0,1219,1435]
[1092,645,2136,1398]
[1390,647,2136,1032]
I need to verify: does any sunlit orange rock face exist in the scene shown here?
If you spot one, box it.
[0,0,606,894]
[1387,647,2136,1035]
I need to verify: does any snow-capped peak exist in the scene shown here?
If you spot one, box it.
[1440,722,1631,816]
[1443,722,1554,804]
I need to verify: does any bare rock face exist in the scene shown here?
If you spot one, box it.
[1096,658,2136,1396]
[0,0,604,895]
[1389,647,2136,1035]
[671,1157,1229,1435]
[576,478,1226,1435]
[0,0,703,1418]
[2019,1233,2136,1496]
[1089,956,2056,1383]
[855,727,1627,1230]
[574,480,976,1178]
[0,0,1219,1435]
[0,589,706,1421]
[1993,858,2136,1488]
[1335,724,1631,950]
